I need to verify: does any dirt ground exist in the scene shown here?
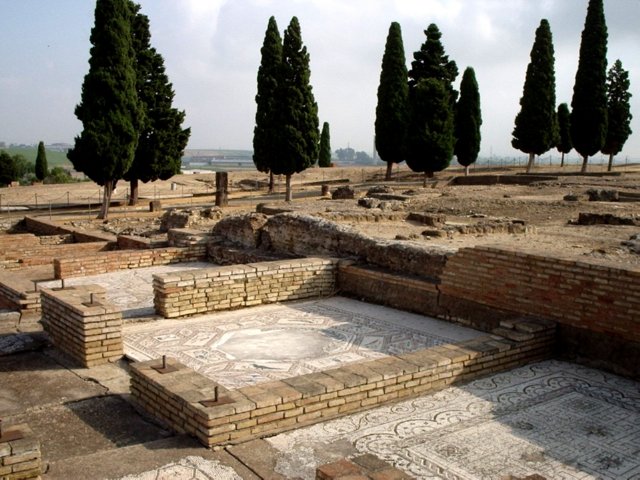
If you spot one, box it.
[1,162,639,267]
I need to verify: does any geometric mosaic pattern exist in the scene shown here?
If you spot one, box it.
[124,297,480,389]
[268,360,640,479]
[114,456,242,480]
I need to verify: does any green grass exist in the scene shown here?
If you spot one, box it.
[1,146,72,168]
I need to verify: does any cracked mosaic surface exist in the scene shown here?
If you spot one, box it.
[268,360,640,480]
[114,456,241,480]
[123,297,480,389]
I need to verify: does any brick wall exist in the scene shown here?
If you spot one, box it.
[153,257,338,318]
[54,245,207,279]
[0,237,110,270]
[439,246,640,344]
[0,423,41,480]
[130,317,554,447]
[24,216,117,243]
[41,285,123,367]
[0,274,41,314]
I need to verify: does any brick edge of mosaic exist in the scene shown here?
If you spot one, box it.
[130,318,555,448]
[41,284,123,367]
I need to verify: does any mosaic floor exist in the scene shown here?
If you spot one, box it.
[268,360,640,480]
[39,262,213,318]
[123,297,480,389]
[115,456,241,480]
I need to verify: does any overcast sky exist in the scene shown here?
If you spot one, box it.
[1,0,639,160]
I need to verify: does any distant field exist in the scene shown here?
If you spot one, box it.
[1,146,72,168]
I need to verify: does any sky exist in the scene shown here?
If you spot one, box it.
[1,0,639,160]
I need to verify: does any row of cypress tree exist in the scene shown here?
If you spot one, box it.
[375,23,482,183]
[512,0,632,173]
[68,0,190,219]
[253,17,319,201]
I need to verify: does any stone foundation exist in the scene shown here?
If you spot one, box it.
[41,285,123,367]
[0,424,41,480]
[130,317,554,447]
[153,258,337,318]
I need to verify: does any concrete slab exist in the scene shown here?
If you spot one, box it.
[124,297,481,389]
[0,351,106,416]
[39,261,214,318]
[266,360,640,479]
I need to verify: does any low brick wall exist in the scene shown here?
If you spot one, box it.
[1,239,111,270]
[24,216,117,243]
[54,245,207,279]
[41,285,123,367]
[130,317,555,447]
[316,455,412,480]
[0,423,42,480]
[153,257,337,318]
[0,275,41,314]
[439,246,640,344]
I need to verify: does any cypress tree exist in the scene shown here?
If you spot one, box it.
[408,23,458,105]
[253,16,282,193]
[602,59,632,172]
[570,0,608,173]
[375,22,408,181]
[124,2,190,205]
[35,141,48,181]
[275,17,319,202]
[0,152,16,186]
[318,122,332,168]
[405,78,454,187]
[556,103,572,167]
[67,0,142,219]
[454,67,482,176]
[511,19,557,173]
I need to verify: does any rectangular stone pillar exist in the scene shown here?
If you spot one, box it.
[215,171,228,207]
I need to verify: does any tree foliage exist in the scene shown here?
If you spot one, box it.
[375,22,408,180]
[512,19,557,173]
[67,0,142,219]
[273,17,319,201]
[454,67,482,174]
[124,2,190,205]
[602,59,632,170]
[406,78,454,184]
[570,0,608,172]
[35,141,48,181]
[0,152,17,186]
[319,122,332,167]
[253,16,282,178]
[556,103,572,166]
[406,23,457,183]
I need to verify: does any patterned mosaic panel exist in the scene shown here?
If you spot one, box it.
[268,361,640,480]
[124,297,479,389]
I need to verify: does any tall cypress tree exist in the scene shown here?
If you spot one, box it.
[375,22,408,181]
[556,103,572,167]
[318,122,332,168]
[35,141,48,181]
[408,23,458,105]
[454,67,482,176]
[68,0,142,219]
[405,78,454,187]
[253,16,282,193]
[570,0,608,173]
[125,2,190,206]
[512,19,557,173]
[275,17,319,202]
[603,59,632,171]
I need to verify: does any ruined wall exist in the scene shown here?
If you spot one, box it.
[153,257,337,318]
[24,216,117,243]
[54,245,206,279]
[260,213,453,280]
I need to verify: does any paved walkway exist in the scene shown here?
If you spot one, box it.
[124,296,480,389]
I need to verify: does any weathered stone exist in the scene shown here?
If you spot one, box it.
[160,207,223,232]
[587,189,619,202]
[358,198,379,209]
[210,213,268,248]
[331,185,355,200]
[576,212,639,226]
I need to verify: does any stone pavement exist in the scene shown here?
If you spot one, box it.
[39,262,213,318]
[123,296,480,389]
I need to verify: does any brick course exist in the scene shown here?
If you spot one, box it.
[130,317,554,448]
[153,257,338,318]
[41,285,123,367]
[0,424,42,480]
